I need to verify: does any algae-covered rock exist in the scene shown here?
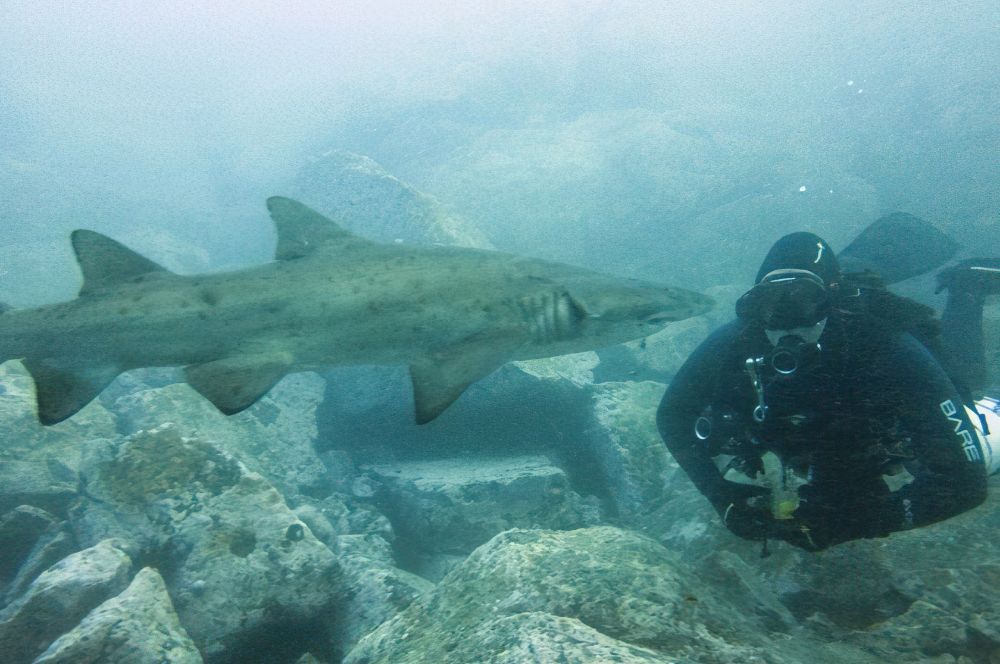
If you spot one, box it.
[0,538,131,663]
[345,526,808,664]
[72,424,341,660]
[34,567,203,664]
[450,612,670,663]
[111,372,330,499]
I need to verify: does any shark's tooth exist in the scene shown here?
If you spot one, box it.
[184,352,293,415]
[22,359,120,425]
[71,230,171,296]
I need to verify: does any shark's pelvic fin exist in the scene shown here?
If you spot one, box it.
[71,230,171,296]
[184,352,293,415]
[266,197,369,260]
[22,359,120,425]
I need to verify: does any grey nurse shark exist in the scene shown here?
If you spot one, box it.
[0,197,713,425]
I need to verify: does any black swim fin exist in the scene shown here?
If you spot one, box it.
[838,212,960,285]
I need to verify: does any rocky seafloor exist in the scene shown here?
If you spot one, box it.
[2,337,1000,664]
[2,151,999,663]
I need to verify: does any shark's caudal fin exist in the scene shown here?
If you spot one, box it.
[266,196,371,260]
[22,359,120,425]
[184,352,293,415]
[71,230,172,295]
[838,213,959,285]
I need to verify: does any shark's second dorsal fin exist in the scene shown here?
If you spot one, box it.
[266,197,367,260]
[71,230,171,296]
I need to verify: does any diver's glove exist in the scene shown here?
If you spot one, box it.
[719,486,774,541]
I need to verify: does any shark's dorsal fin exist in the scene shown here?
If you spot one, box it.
[22,359,120,425]
[266,197,367,260]
[185,352,293,415]
[71,230,171,296]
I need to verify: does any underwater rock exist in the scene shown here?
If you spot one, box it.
[826,480,1000,661]
[290,501,429,653]
[33,566,202,664]
[0,460,77,518]
[438,612,669,663]
[292,494,396,550]
[293,150,493,249]
[334,549,433,653]
[0,505,57,589]
[111,371,330,499]
[71,424,341,660]
[0,538,131,664]
[586,380,674,522]
[0,361,118,470]
[344,526,811,664]
[3,524,77,607]
[365,456,599,564]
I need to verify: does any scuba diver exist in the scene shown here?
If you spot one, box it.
[657,215,1000,552]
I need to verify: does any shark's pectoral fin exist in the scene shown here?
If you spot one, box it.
[22,360,120,425]
[185,353,293,415]
[409,345,514,424]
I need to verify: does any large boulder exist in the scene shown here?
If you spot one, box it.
[110,372,330,499]
[344,526,859,664]
[292,150,493,249]
[0,539,132,664]
[34,567,203,664]
[70,424,341,660]
[366,455,599,561]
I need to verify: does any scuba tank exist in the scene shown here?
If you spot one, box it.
[969,397,1000,475]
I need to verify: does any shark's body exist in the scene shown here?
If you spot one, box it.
[0,197,713,425]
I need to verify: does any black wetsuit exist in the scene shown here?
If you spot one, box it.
[657,300,988,551]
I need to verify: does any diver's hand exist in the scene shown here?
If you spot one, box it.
[720,488,773,541]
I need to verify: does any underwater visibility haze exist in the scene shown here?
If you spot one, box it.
[1,1,999,663]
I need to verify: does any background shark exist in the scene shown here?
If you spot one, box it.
[0,197,713,425]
